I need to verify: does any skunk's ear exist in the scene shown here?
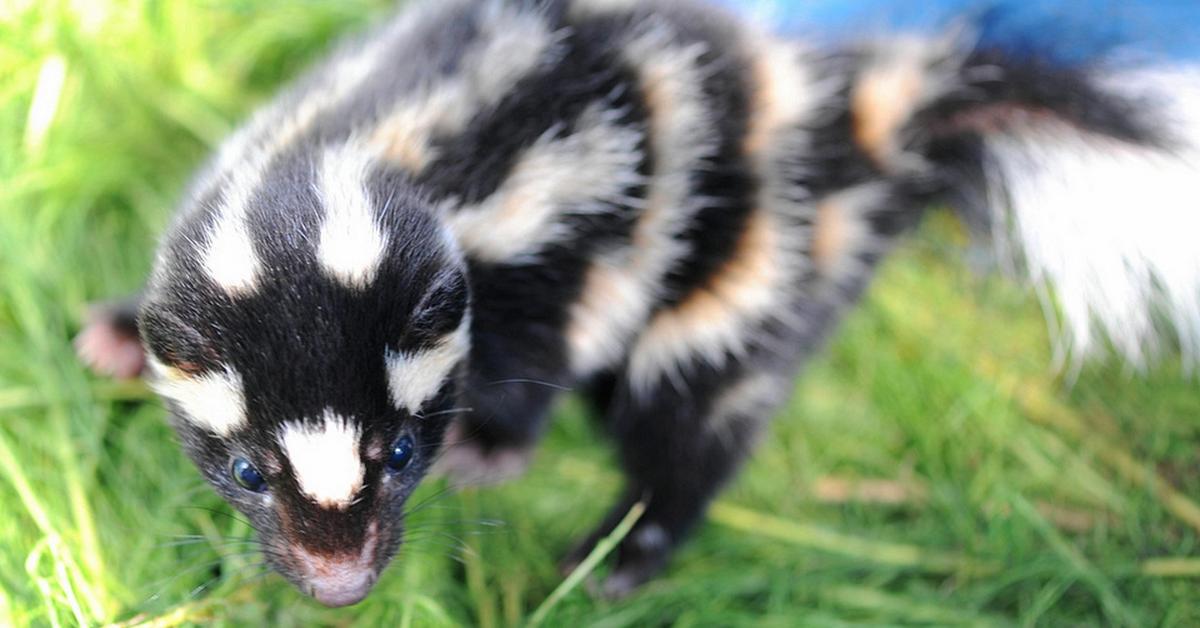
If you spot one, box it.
[137,304,219,375]
[390,270,470,353]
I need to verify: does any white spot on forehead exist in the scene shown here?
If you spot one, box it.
[386,316,471,414]
[199,28,389,295]
[203,154,266,294]
[147,356,248,437]
[279,411,365,510]
[317,144,388,289]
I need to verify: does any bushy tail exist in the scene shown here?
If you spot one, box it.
[847,29,1200,372]
[978,67,1200,371]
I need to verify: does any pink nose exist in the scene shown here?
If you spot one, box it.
[308,568,377,607]
[293,537,380,607]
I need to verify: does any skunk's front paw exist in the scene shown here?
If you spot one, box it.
[562,516,672,600]
[433,421,535,487]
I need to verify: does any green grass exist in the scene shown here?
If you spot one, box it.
[3,1,1200,625]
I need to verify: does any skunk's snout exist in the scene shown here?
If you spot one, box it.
[307,566,378,607]
[291,523,381,607]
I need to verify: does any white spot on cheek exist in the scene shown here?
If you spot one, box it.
[146,357,249,437]
[199,36,389,296]
[317,145,388,289]
[386,317,470,414]
[280,411,365,510]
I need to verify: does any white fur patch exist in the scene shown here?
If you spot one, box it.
[568,0,640,18]
[203,166,265,293]
[386,317,471,413]
[370,3,559,171]
[205,5,427,188]
[566,25,714,376]
[706,371,788,440]
[618,33,829,392]
[199,30,389,294]
[445,103,645,262]
[988,69,1200,371]
[744,36,838,232]
[469,3,557,104]
[843,35,964,174]
[317,145,388,288]
[147,357,248,437]
[742,35,841,295]
[279,411,364,510]
[627,209,790,394]
[811,183,889,282]
[745,39,826,155]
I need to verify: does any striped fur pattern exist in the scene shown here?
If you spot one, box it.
[99,0,1198,605]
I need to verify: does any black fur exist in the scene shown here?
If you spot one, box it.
[100,0,1176,605]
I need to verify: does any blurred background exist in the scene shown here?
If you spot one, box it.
[1,0,1198,625]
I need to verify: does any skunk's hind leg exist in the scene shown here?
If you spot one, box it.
[565,346,798,598]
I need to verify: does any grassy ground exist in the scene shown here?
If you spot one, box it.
[3,1,1200,626]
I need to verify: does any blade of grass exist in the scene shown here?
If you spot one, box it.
[820,585,1005,626]
[51,538,88,627]
[459,491,498,628]
[996,369,1200,535]
[1006,490,1138,627]
[0,380,151,413]
[0,414,107,623]
[1141,558,1200,577]
[23,54,67,154]
[0,587,13,627]
[0,428,55,535]
[527,501,645,627]
[55,406,111,621]
[709,501,997,575]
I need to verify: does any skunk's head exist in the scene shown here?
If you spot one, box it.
[140,146,469,606]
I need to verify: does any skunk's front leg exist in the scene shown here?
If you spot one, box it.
[566,350,797,598]
[436,375,561,486]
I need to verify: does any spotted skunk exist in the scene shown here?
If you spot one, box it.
[75,0,1200,607]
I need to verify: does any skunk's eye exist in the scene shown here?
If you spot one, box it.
[231,458,267,492]
[387,435,415,472]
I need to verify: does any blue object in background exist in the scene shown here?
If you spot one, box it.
[717,1,1200,64]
